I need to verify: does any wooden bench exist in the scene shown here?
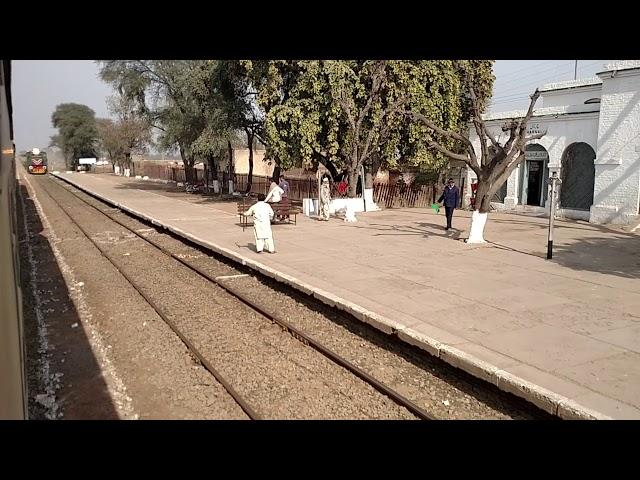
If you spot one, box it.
[237,197,301,231]
[237,197,257,231]
[271,198,301,225]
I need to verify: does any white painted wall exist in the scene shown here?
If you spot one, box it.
[467,113,599,216]
[541,84,602,108]
[456,62,640,225]
[591,67,640,224]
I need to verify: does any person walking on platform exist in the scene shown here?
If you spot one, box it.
[278,174,290,222]
[244,193,276,253]
[438,178,460,231]
[279,174,290,200]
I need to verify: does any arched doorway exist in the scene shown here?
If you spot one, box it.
[560,142,596,210]
[519,144,549,206]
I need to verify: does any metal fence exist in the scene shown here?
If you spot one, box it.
[373,183,437,208]
[235,174,319,201]
[94,162,449,209]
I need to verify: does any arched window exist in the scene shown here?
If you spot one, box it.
[560,142,596,210]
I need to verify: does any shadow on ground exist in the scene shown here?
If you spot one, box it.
[19,183,119,419]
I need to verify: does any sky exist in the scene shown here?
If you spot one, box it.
[11,60,618,152]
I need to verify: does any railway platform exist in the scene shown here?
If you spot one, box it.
[51,171,640,419]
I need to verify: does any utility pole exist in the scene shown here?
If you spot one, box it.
[547,170,561,259]
[574,60,578,80]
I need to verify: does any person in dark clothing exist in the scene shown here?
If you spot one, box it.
[438,178,460,230]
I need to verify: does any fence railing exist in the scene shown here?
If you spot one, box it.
[235,174,320,201]
[94,162,446,209]
[373,183,437,208]
[128,162,207,183]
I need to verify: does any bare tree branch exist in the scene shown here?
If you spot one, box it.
[428,139,481,177]
[522,89,541,126]
[336,85,356,129]
[361,96,405,162]
[488,151,525,197]
[485,128,502,150]
[502,121,519,152]
[409,111,478,167]
[356,61,387,134]
[427,140,469,162]
[468,86,490,166]
[133,61,171,90]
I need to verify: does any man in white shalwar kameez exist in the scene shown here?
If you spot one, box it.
[319,176,331,221]
[244,193,276,253]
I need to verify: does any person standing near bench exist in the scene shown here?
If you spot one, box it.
[278,174,290,222]
[265,179,285,223]
[244,193,276,253]
[438,178,460,231]
[266,179,284,203]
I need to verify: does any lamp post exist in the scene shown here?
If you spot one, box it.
[547,168,561,259]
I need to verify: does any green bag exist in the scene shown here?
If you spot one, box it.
[431,203,440,214]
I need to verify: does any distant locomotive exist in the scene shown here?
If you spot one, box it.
[26,147,48,174]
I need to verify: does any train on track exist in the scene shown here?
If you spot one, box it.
[26,147,48,174]
[0,59,28,419]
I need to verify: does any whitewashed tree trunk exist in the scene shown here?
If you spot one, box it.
[466,210,488,244]
[344,204,358,222]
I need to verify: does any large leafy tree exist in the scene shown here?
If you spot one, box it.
[254,60,495,197]
[210,60,268,192]
[50,103,99,169]
[187,60,254,185]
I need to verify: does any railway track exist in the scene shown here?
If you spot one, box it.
[38,175,437,420]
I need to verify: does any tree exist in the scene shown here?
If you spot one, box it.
[186,61,249,187]
[213,61,268,193]
[410,86,545,243]
[96,110,151,171]
[257,61,495,197]
[50,103,99,169]
[97,60,204,183]
[96,118,121,166]
[106,95,152,168]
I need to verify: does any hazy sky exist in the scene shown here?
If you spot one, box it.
[12,59,616,152]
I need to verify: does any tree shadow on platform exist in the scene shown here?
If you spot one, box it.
[353,217,640,279]
[488,215,630,235]
[18,184,120,420]
[548,233,640,279]
[111,179,180,193]
[111,180,245,206]
[351,220,464,240]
